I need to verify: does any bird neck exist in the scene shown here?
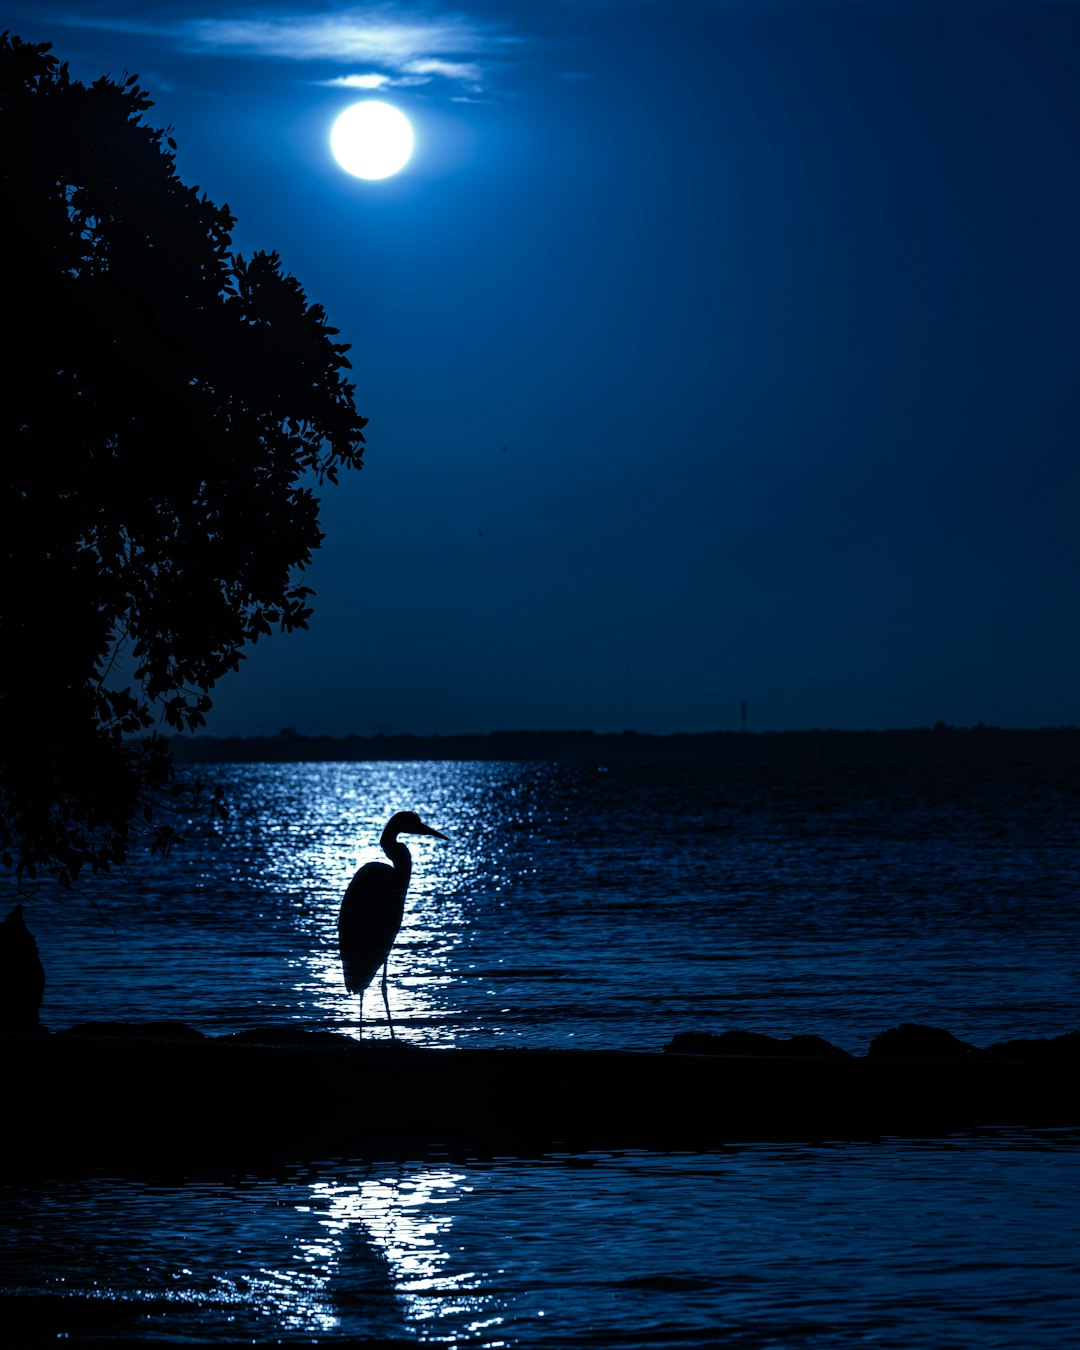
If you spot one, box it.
[380,829,413,880]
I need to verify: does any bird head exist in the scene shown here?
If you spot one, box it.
[385,810,448,842]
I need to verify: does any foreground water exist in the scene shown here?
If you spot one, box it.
[3,1132,1079,1348]
[3,758,1080,1345]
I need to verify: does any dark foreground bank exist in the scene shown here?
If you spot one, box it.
[3,1024,1078,1175]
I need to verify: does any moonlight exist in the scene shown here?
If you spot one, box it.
[330,101,415,180]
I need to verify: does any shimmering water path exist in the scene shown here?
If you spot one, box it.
[3,1133,1080,1348]
[11,759,1080,1050]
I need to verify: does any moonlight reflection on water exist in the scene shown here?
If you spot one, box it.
[2,1138,1079,1346]
[10,758,1080,1051]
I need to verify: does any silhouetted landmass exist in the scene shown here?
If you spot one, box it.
[170,725,1080,766]
[665,1030,853,1058]
[3,1020,1077,1174]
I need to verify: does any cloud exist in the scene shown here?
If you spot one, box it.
[321,72,394,89]
[185,11,496,64]
[401,57,482,82]
[65,5,517,75]
[318,55,485,91]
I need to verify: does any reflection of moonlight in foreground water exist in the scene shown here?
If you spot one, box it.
[331,100,414,180]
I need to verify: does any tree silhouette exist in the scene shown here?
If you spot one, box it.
[0,35,367,883]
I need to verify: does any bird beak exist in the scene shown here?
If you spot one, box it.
[415,823,449,841]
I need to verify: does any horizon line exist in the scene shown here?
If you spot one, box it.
[177,723,1080,740]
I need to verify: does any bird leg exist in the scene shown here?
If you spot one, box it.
[381,960,395,1040]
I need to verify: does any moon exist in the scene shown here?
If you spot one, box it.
[330,101,414,181]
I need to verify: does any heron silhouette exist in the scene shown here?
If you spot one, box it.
[338,811,448,1037]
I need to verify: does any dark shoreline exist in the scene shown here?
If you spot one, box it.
[4,1025,1078,1177]
[169,725,1080,766]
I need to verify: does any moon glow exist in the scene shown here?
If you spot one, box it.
[330,101,414,180]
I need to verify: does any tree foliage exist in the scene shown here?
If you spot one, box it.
[0,35,367,883]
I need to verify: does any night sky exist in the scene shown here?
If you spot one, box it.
[7,0,1080,736]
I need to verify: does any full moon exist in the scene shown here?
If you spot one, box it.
[330,101,414,180]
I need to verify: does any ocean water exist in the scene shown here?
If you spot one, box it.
[3,758,1080,1346]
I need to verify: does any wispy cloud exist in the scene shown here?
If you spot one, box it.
[402,57,482,82]
[319,55,485,92]
[64,5,517,83]
[321,72,394,89]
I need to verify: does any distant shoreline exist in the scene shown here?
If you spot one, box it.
[169,725,1080,766]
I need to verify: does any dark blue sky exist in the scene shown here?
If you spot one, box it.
[8,0,1080,734]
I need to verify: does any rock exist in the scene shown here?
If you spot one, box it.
[0,904,46,1030]
[974,1031,1080,1062]
[868,1023,976,1059]
[59,1021,205,1041]
[665,1030,779,1056]
[665,1030,851,1058]
[785,1034,854,1059]
[222,1026,355,1048]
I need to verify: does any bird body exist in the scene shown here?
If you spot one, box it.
[339,858,409,996]
[338,811,447,1036]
